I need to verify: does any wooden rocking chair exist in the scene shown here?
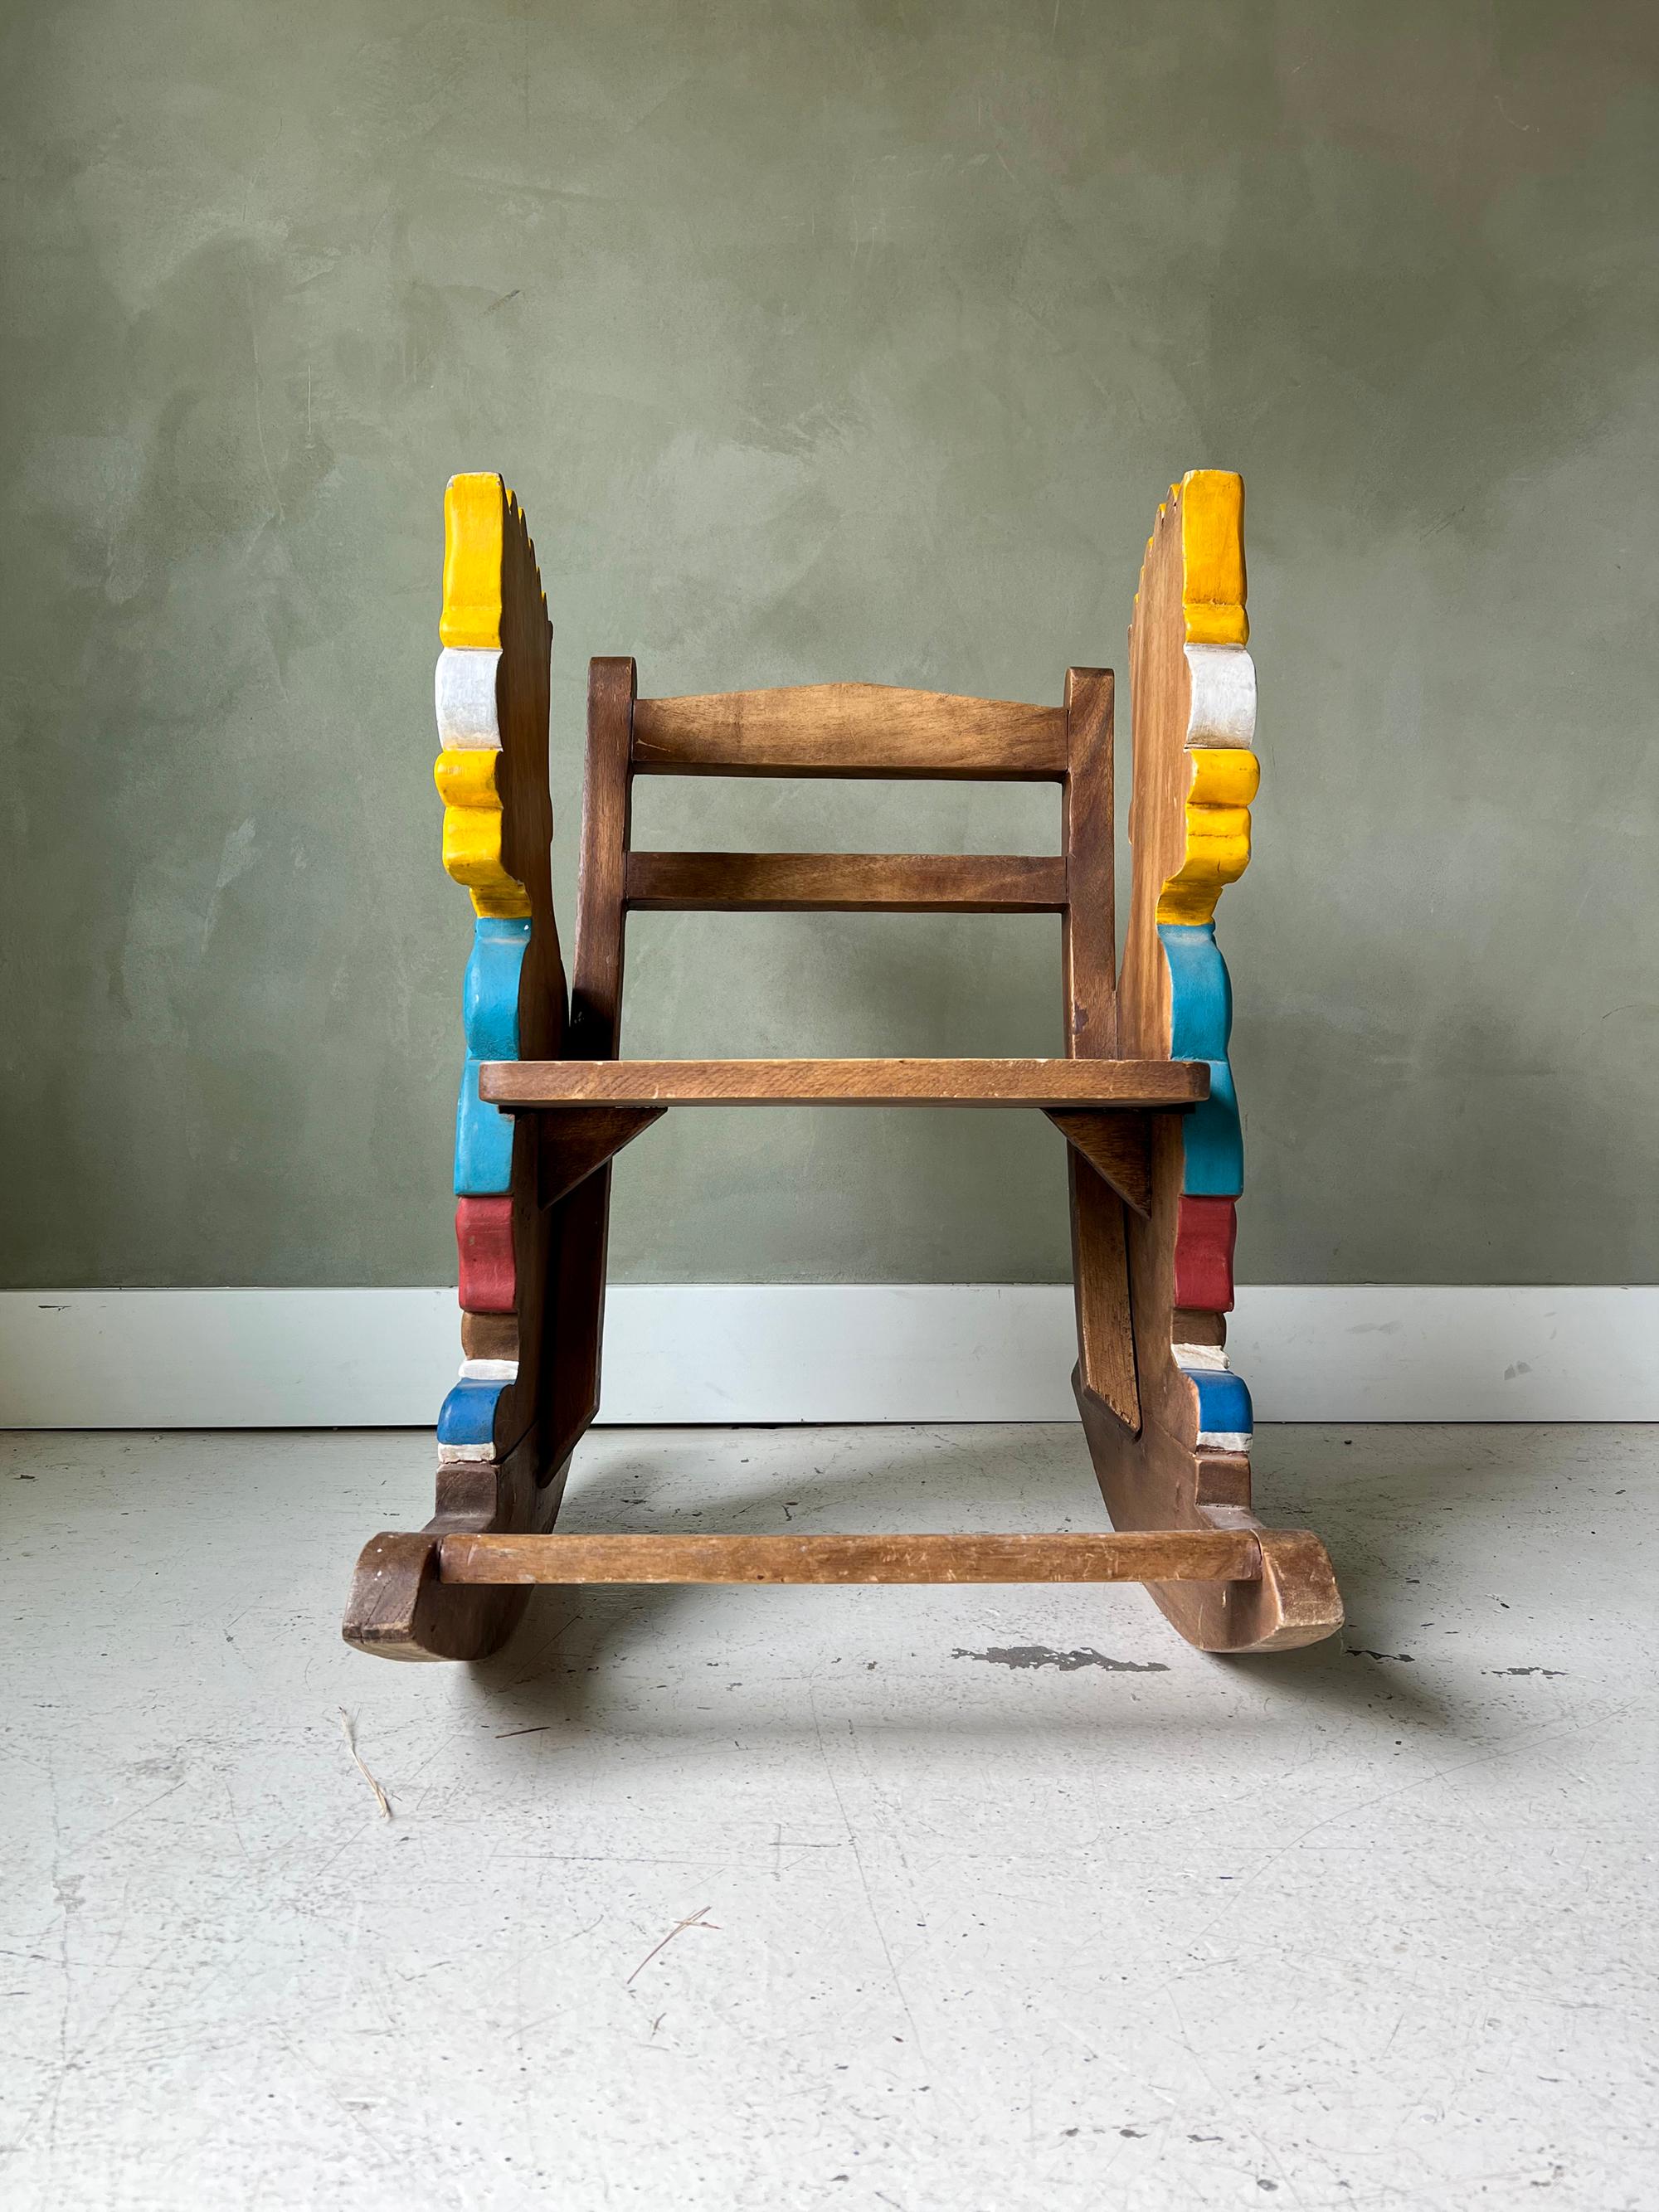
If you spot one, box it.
[342,469,1343,1662]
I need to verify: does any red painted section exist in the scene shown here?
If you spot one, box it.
[1173,1194,1236,1311]
[456,1195,515,1313]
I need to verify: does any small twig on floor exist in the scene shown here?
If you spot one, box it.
[625,1905,718,1986]
[338,1709,392,1821]
[494,1723,552,1739]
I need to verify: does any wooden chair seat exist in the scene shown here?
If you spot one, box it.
[479,1056,1208,1110]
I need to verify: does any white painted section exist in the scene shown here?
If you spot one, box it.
[434,644,501,746]
[460,1358,518,1383]
[0,1285,1654,1427]
[1183,641,1256,746]
[5,1422,1654,2207]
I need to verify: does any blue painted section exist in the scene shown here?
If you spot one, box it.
[453,917,528,1197]
[464,917,528,1060]
[1159,922,1243,1199]
[454,1063,515,1195]
[1180,1364,1254,1441]
[1184,1062,1243,1198]
[1162,923,1231,1061]
[436,1376,508,1448]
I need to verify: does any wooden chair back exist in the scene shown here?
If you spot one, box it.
[568,666,1118,1068]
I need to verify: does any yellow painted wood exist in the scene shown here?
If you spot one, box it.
[440,474,505,649]
[1156,746,1258,924]
[435,747,502,811]
[1179,469,1248,647]
[434,747,528,916]
[435,479,526,913]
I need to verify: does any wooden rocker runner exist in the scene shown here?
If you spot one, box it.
[343,469,1343,1661]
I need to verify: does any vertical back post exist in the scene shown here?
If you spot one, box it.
[1060,668,1140,1428]
[545,656,637,1465]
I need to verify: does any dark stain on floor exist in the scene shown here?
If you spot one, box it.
[953,1645,1170,1674]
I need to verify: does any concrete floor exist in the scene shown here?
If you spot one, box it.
[2,1424,1655,2212]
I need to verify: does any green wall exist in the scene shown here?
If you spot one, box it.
[3,0,1657,1288]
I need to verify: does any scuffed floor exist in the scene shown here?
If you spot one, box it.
[2,1423,1654,2210]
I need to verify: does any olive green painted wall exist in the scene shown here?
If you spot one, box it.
[3,0,1657,1288]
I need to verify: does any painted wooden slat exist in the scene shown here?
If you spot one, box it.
[439,475,506,649]
[1155,748,1258,925]
[455,1196,515,1313]
[462,916,528,1061]
[1183,642,1257,747]
[1159,921,1243,1199]
[435,1374,510,1462]
[1172,1194,1238,1311]
[1180,470,1248,646]
[435,645,502,748]
[1177,1356,1253,1453]
[452,918,528,1195]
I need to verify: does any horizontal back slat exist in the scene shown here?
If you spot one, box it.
[630,683,1068,780]
[625,850,1068,913]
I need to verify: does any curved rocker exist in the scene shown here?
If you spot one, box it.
[343,469,1342,1663]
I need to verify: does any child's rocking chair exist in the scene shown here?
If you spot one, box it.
[343,469,1343,1662]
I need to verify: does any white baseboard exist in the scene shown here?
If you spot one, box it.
[0,1285,1652,1428]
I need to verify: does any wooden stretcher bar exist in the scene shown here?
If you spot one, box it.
[437,1529,1266,1585]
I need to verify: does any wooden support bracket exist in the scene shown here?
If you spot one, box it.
[538,1106,664,1209]
[1047,1109,1153,1216]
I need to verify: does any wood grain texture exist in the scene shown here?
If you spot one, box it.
[1059,668,1116,1056]
[1058,666,1138,1427]
[1047,1111,1152,1216]
[343,1432,569,1662]
[631,683,1068,780]
[624,850,1067,913]
[460,1310,519,1363]
[538,1106,664,1210]
[543,657,637,1473]
[481,1058,1207,1108]
[437,1529,1264,1586]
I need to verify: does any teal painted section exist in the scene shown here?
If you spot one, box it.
[453,917,527,1198]
[1160,924,1243,1200]
[464,918,528,1062]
